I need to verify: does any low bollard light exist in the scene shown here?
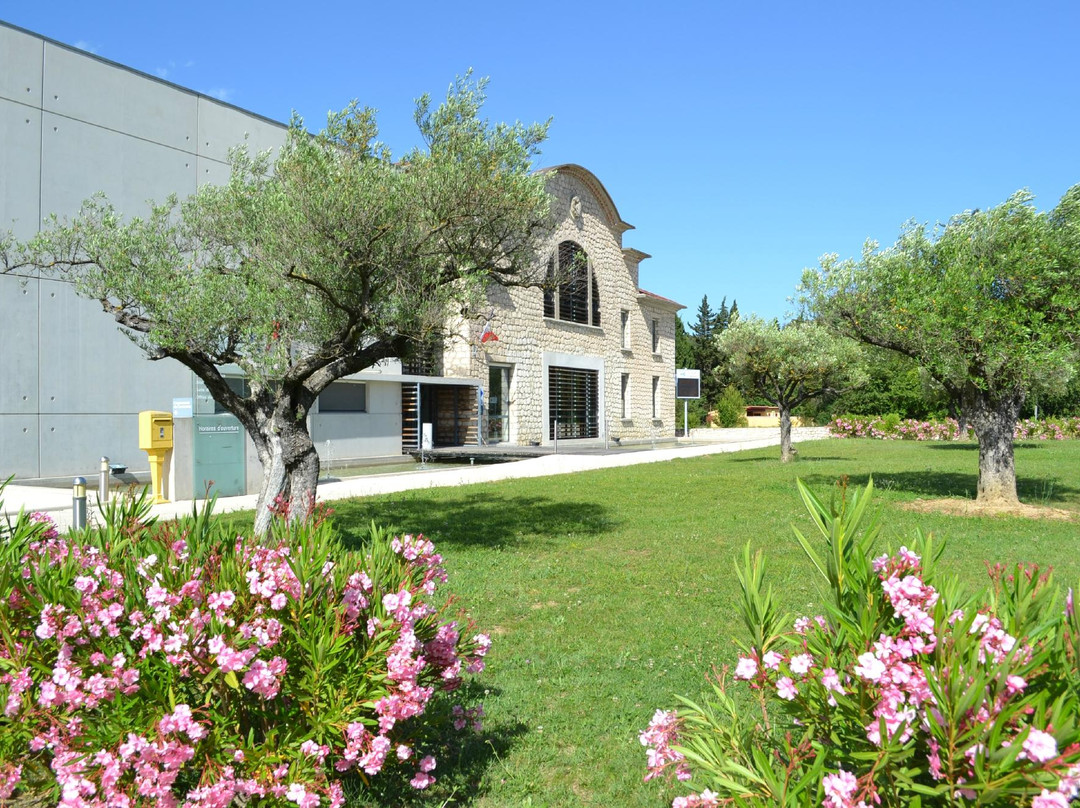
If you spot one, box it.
[72,476,87,530]
[99,456,110,504]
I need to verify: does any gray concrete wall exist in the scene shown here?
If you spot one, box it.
[0,22,287,480]
[311,380,404,466]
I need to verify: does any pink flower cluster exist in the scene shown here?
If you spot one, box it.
[829,416,966,441]
[645,542,1080,807]
[640,709,691,783]
[1014,417,1080,441]
[0,510,490,806]
[831,414,1080,442]
[331,534,490,791]
[822,769,870,808]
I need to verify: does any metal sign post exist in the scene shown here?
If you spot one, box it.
[675,369,702,442]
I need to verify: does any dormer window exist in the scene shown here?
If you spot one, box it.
[543,241,600,326]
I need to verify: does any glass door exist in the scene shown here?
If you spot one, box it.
[487,365,511,443]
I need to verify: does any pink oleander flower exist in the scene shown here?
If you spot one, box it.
[410,771,435,789]
[672,789,720,808]
[1021,728,1059,763]
[1033,790,1070,808]
[854,651,886,682]
[789,653,813,675]
[762,650,783,670]
[821,667,845,695]
[208,589,236,614]
[734,656,758,680]
[776,676,798,700]
[822,769,858,808]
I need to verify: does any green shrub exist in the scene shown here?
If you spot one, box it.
[713,385,749,428]
[642,479,1080,807]
[0,485,489,805]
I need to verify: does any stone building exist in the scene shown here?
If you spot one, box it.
[0,20,683,497]
[437,165,684,448]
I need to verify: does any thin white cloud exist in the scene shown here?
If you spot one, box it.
[73,40,98,54]
[207,88,233,102]
[155,67,170,79]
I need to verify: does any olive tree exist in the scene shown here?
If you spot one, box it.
[717,316,864,461]
[2,76,552,534]
[801,186,1080,505]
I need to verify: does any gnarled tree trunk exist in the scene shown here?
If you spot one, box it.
[965,389,1022,506]
[779,407,795,463]
[249,405,321,537]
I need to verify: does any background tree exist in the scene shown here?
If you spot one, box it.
[687,294,739,409]
[2,76,552,534]
[717,316,864,461]
[715,296,730,332]
[802,186,1080,506]
[816,349,947,422]
[689,294,716,343]
[675,317,696,370]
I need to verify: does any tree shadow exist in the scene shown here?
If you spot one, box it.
[800,471,1079,503]
[729,455,848,463]
[330,492,619,552]
[352,681,531,807]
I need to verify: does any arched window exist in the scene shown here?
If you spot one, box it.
[543,241,600,326]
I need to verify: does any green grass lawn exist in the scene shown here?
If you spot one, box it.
[242,439,1080,806]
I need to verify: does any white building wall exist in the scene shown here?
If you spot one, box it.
[0,23,289,481]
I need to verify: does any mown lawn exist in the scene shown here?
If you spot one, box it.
[261,438,1080,807]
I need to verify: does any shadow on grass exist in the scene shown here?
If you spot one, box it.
[330,493,619,552]
[800,471,1079,503]
[353,682,531,807]
[729,455,849,463]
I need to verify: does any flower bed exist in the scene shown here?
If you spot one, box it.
[829,415,1080,441]
[643,479,1080,807]
[0,489,489,806]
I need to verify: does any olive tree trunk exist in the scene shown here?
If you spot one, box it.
[966,390,1022,506]
[249,407,321,537]
[779,407,795,463]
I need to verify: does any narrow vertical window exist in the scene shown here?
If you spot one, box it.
[620,310,630,349]
[621,373,630,419]
[651,319,660,353]
[652,376,659,419]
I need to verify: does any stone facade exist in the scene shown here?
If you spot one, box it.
[442,165,683,446]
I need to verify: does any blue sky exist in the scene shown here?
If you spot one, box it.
[5,1,1079,323]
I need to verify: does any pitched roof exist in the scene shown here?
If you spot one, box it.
[638,288,685,311]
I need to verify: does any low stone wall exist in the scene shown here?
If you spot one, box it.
[686,426,831,443]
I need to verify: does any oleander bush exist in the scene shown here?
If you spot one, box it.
[0,485,490,807]
[642,479,1080,807]
[829,415,1080,441]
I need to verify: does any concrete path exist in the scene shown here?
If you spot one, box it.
[2,428,830,531]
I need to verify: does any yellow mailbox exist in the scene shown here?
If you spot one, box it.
[138,410,173,503]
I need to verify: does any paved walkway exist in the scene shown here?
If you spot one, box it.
[2,428,830,531]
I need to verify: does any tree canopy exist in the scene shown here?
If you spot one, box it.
[801,185,1080,503]
[717,316,863,461]
[684,294,739,410]
[2,75,553,533]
